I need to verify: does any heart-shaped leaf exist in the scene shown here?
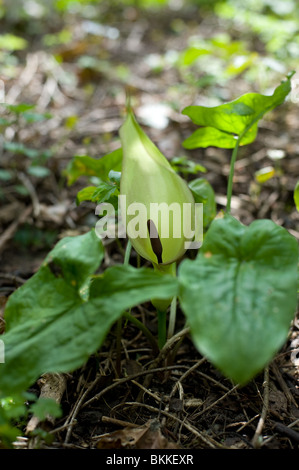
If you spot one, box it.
[182,72,294,149]
[179,214,298,384]
[0,231,178,395]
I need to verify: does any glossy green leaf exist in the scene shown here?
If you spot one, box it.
[183,126,242,149]
[188,178,216,228]
[76,181,118,205]
[76,186,98,204]
[182,72,294,149]
[65,148,122,185]
[179,214,298,384]
[4,230,105,331]
[0,237,178,395]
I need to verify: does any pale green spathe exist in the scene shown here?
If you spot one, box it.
[120,108,196,265]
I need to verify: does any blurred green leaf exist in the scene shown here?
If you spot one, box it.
[255,166,276,183]
[3,103,35,114]
[76,180,119,205]
[27,165,51,178]
[0,34,28,51]
[0,169,13,181]
[4,142,39,158]
[30,398,62,421]
[108,170,121,185]
[22,112,52,123]
[65,148,122,185]
[181,47,210,66]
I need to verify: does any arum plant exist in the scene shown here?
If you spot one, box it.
[119,105,200,347]
[179,71,298,384]
[1,74,298,446]
[119,105,197,266]
[182,71,296,214]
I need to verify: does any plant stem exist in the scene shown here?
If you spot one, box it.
[115,239,132,374]
[123,310,159,355]
[226,139,240,214]
[124,239,132,265]
[167,296,177,340]
[120,239,160,355]
[157,310,167,350]
[226,91,293,214]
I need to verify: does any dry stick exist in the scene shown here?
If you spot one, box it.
[101,416,140,429]
[64,380,96,444]
[252,366,270,448]
[170,358,207,397]
[110,401,225,449]
[194,370,231,392]
[273,422,299,444]
[18,172,40,217]
[138,327,190,399]
[64,358,114,443]
[64,334,190,442]
[168,358,207,437]
[194,383,240,419]
[271,361,298,409]
[131,379,162,404]
[83,364,190,410]
[0,272,26,284]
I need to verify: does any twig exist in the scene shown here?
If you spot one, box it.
[271,361,298,408]
[167,296,177,340]
[101,416,140,429]
[18,172,40,217]
[195,383,239,418]
[110,401,225,449]
[131,379,163,404]
[0,205,32,255]
[171,358,206,394]
[0,273,26,284]
[273,422,299,444]
[82,364,190,409]
[194,369,231,392]
[252,366,270,448]
[64,373,104,444]
[138,327,190,397]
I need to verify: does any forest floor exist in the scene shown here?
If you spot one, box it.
[0,4,299,450]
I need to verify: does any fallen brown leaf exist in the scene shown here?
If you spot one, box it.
[96,419,179,449]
